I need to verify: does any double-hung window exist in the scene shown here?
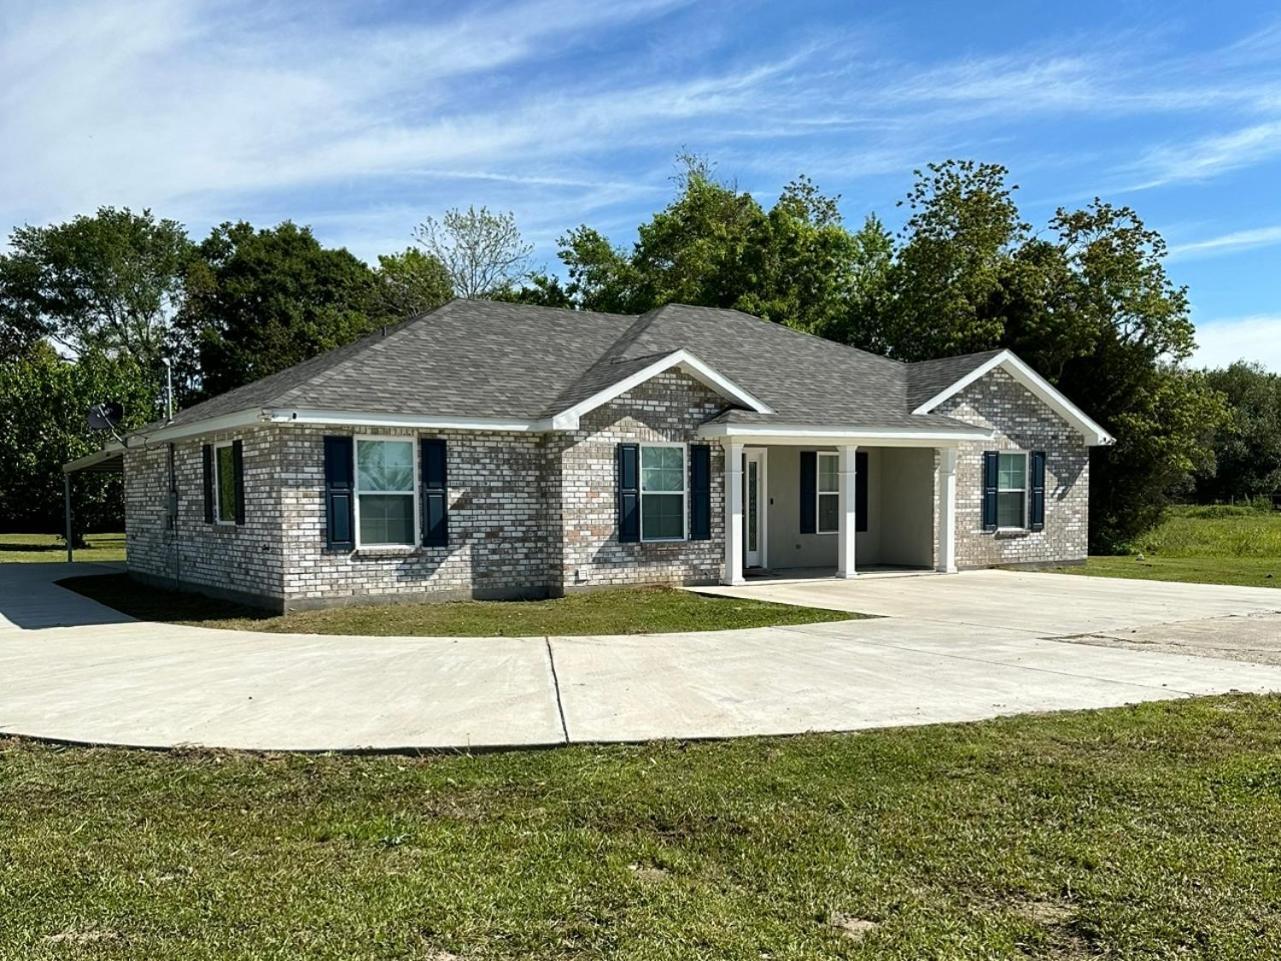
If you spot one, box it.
[355,438,416,546]
[640,444,686,541]
[816,451,839,534]
[213,441,238,525]
[997,452,1028,529]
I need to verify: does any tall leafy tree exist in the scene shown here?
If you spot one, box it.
[373,248,453,320]
[176,222,381,399]
[1195,362,1281,503]
[0,207,191,409]
[0,343,152,534]
[884,161,1028,360]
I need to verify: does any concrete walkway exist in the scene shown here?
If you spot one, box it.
[3,564,1281,751]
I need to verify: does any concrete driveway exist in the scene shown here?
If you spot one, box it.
[3,563,1281,751]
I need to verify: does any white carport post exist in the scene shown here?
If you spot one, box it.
[937,447,958,573]
[836,445,858,579]
[722,441,745,585]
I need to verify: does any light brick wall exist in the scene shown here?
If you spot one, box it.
[123,427,285,604]
[938,367,1090,567]
[548,370,727,590]
[279,426,551,605]
[122,365,1086,606]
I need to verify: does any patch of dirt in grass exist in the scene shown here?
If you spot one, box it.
[1012,899,1094,959]
[44,925,121,945]
[828,912,879,941]
[629,862,670,883]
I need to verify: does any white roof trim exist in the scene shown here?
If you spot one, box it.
[912,349,1115,446]
[266,409,550,431]
[550,349,771,430]
[698,422,994,447]
[125,408,270,445]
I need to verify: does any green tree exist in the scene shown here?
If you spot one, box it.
[879,163,1222,550]
[1195,362,1281,503]
[0,343,152,535]
[884,161,1028,360]
[373,248,453,320]
[176,222,381,399]
[0,207,192,384]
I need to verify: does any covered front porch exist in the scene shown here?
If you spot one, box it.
[713,435,963,586]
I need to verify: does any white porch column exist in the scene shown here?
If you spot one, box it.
[936,447,958,573]
[722,442,745,585]
[836,445,858,579]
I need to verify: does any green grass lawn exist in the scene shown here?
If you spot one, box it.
[1049,506,1281,589]
[58,572,855,636]
[0,531,125,564]
[5,694,1281,959]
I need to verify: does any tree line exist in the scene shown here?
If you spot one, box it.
[0,156,1274,548]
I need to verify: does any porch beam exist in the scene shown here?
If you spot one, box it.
[836,445,858,579]
[937,447,958,573]
[722,441,745,585]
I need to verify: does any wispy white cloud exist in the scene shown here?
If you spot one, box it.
[1191,315,1281,371]
[1123,120,1281,191]
[1168,225,1281,260]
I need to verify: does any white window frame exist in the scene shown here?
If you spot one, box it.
[816,450,840,535]
[639,441,688,543]
[212,440,237,526]
[997,451,1029,531]
[352,434,420,549]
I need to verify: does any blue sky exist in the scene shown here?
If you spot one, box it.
[2,0,1279,368]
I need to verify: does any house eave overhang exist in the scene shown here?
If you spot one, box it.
[549,349,772,430]
[912,349,1116,446]
[696,422,994,448]
[265,409,551,431]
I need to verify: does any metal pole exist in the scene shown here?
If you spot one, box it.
[64,473,73,563]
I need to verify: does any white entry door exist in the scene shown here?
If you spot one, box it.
[744,449,767,569]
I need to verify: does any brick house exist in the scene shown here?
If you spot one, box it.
[69,300,1113,611]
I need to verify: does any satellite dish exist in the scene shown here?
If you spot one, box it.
[87,401,124,431]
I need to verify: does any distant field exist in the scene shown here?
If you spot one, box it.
[0,532,125,564]
[1052,506,1281,589]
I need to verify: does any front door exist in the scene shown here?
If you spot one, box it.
[744,449,767,569]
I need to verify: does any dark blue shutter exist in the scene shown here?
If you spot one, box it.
[855,450,868,533]
[982,450,999,532]
[799,450,816,534]
[1029,450,1046,532]
[323,436,355,550]
[618,443,640,543]
[232,439,246,526]
[689,444,711,540]
[421,438,448,547]
[201,444,214,523]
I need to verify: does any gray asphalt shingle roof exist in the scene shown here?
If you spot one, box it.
[151,299,999,436]
[905,349,1005,412]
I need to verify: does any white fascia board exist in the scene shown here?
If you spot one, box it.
[266,409,551,432]
[912,349,1115,446]
[697,423,994,447]
[551,349,772,430]
[125,408,270,445]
